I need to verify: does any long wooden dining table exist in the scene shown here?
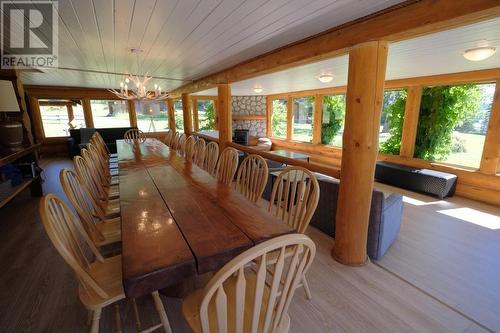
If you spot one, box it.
[116,138,294,298]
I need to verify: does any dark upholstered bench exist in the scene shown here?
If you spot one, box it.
[375,161,457,199]
[262,169,404,260]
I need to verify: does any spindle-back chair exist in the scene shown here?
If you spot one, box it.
[215,147,239,185]
[235,154,269,203]
[182,234,316,333]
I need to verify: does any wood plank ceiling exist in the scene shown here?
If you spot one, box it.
[203,17,500,96]
[16,0,404,91]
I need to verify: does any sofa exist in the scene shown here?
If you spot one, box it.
[375,161,457,199]
[68,127,136,157]
[263,170,404,260]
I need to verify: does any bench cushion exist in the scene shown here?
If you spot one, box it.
[375,161,457,199]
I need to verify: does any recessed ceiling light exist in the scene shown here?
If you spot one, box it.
[318,74,333,83]
[253,87,263,93]
[463,47,496,61]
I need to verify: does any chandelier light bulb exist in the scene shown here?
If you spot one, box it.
[253,87,263,93]
[108,48,169,101]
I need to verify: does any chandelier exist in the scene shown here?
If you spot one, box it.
[108,48,169,101]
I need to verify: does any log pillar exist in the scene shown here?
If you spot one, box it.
[127,100,137,128]
[333,41,388,266]
[480,79,500,175]
[399,85,422,158]
[217,84,232,150]
[82,97,94,128]
[66,103,75,123]
[167,98,176,132]
[181,93,193,135]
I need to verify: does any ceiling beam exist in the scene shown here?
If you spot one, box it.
[170,0,500,96]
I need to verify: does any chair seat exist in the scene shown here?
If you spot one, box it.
[106,186,120,200]
[104,199,120,217]
[182,270,290,333]
[110,176,119,186]
[95,217,121,246]
[79,255,125,310]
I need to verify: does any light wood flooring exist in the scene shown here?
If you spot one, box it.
[0,159,495,332]
[375,183,500,333]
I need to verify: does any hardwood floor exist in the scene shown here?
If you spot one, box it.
[375,183,500,333]
[0,159,494,332]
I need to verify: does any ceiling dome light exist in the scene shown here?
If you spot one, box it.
[463,47,496,61]
[253,87,263,93]
[318,74,333,83]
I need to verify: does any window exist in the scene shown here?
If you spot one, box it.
[321,95,345,146]
[134,101,168,132]
[379,90,407,155]
[292,96,314,142]
[414,83,495,169]
[90,100,130,128]
[39,100,85,138]
[271,99,287,139]
[174,100,184,133]
[197,99,216,131]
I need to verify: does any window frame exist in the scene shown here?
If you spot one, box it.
[37,99,85,138]
[191,96,218,132]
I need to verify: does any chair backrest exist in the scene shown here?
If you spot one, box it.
[81,147,109,186]
[73,155,106,203]
[90,133,108,160]
[124,129,146,142]
[235,154,269,203]
[87,142,110,179]
[185,136,196,161]
[268,167,320,233]
[172,132,181,150]
[215,147,239,185]
[197,234,316,333]
[59,168,106,243]
[39,194,109,300]
[178,134,187,155]
[203,141,219,175]
[193,138,206,167]
[164,130,173,146]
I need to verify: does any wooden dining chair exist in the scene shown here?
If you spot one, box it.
[60,168,121,247]
[193,138,206,167]
[88,141,119,180]
[268,166,320,300]
[124,129,146,142]
[235,154,269,203]
[178,134,187,155]
[92,131,118,160]
[40,194,173,333]
[164,130,174,147]
[215,147,239,185]
[83,144,119,187]
[185,135,196,161]
[203,141,219,175]
[89,133,112,164]
[172,132,181,150]
[182,233,316,333]
[73,155,120,216]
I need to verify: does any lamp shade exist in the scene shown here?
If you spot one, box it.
[0,80,20,112]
